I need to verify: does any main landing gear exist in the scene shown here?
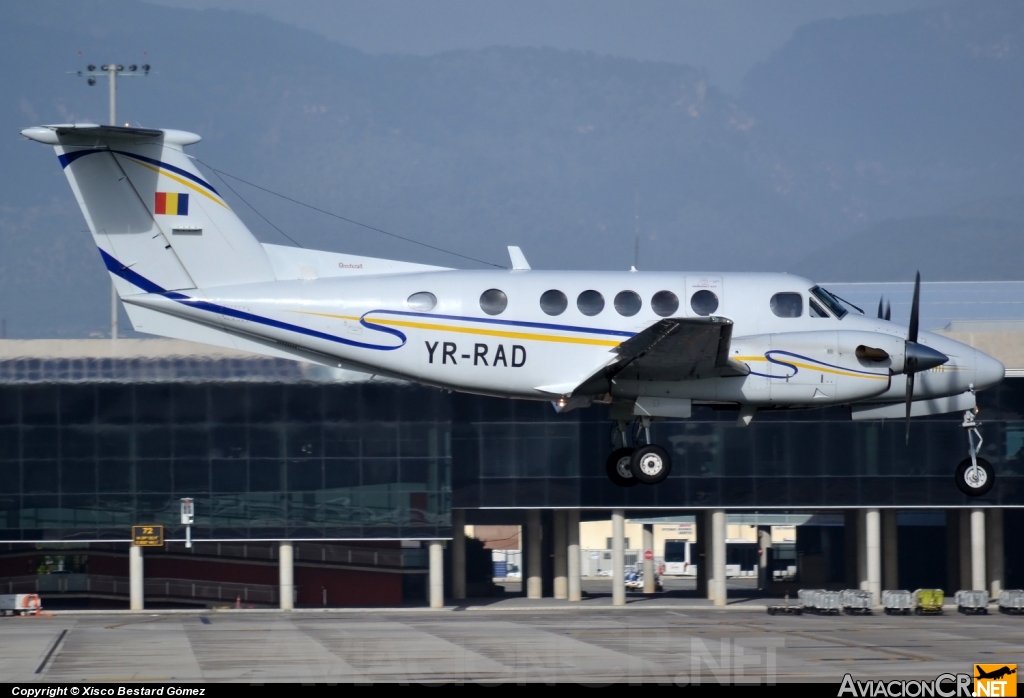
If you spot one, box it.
[955,406,994,497]
[605,418,672,487]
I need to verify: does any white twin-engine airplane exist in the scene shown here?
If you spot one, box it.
[22,125,1007,496]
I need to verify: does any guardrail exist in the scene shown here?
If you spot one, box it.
[3,574,279,605]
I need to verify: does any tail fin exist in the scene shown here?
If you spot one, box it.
[21,125,275,294]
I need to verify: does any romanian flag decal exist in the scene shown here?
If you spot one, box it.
[154,192,189,216]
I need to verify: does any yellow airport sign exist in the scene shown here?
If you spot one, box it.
[131,524,164,547]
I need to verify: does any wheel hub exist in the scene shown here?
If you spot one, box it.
[616,457,633,479]
[965,464,987,489]
[638,454,663,476]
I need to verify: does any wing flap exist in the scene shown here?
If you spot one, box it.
[613,316,736,381]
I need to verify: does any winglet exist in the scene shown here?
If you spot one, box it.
[508,246,530,270]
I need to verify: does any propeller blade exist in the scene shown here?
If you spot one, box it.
[908,271,921,344]
[878,297,884,319]
[885,300,891,321]
[905,373,915,444]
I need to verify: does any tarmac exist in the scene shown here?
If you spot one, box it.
[3,598,1021,683]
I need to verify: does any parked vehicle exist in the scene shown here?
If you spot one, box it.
[0,594,42,616]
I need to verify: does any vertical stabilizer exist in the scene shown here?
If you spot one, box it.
[21,125,275,294]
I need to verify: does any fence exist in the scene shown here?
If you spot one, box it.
[3,574,280,605]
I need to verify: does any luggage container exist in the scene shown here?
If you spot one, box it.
[955,590,989,615]
[998,590,1024,615]
[806,590,842,615]
[767,593,803,616]
[913,589,944,615]
[797,589,821,607]
[882,590,914,615]
[0,594,42,616]
[841,589,874,615]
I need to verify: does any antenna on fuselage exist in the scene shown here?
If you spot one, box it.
[633,184,640,270]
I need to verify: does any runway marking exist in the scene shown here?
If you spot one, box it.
[34,628,67,674]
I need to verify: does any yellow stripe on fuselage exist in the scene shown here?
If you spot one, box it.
[735,355,888,381]
[125,159,228,209]
[297,311,623,347]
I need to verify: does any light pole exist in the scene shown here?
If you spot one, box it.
[72,62,151,340]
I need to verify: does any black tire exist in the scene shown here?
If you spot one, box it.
[630,444,672,485]
[606,447,639,487]
[955,457,994,497]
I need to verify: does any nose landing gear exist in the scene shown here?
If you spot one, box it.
[955,406,994,497]
[604,418,673,487]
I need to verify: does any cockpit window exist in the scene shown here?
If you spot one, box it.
[770,292,803,318]
[809,298,830,318]
[810,286,847,319]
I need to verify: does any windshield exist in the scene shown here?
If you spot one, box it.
[810,286,848,319]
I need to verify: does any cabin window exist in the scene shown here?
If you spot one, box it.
[614,291,642,317]
[690,290,719,316]
[540,290,568,316]
[809,298,830,318]
[406,292,436,312]
[651,291,679,317]
[479,289,508,316]
[577,290,605,316]
[770,292,803,318]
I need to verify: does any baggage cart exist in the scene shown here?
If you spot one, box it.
[0,594,42,616]
[998,589,1024,615]
[767,593,803,616]
[955,589,989,615]
[808,590,842,615]
[882,590,914,615]
[913,589,944,615]
[841,589,874,615]
[797,589,820,607]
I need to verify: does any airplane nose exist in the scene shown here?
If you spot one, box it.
[974,350,1005,391]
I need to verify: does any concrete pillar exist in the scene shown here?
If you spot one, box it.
[526,509,542,599]
[567,509,581,602]
[553,510,568,600]
[279,541,294,611]
[757,526,772,593]
[429,540,444,608]
[712,510,727,606]
[959,510,972,591]
[129,545,144,611]
[882,509,899,591]
[612,508,626,606]
[856,510,868,591]
[865,508,881,604]
[987,508,1004,599]
[971,509,986,592]
[451,510,466,600]
[946,511,961,595]
[642,524,655,594]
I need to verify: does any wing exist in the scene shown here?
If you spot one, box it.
[570,316,747,395]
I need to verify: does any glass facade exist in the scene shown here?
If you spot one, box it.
[0,382,451,541]
[0,348,1020,542]
[452,378,1024,509]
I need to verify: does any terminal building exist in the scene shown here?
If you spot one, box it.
[1,282,1023,608]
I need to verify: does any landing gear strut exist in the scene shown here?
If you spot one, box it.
[955,406,994,497]
[604,417,673,487]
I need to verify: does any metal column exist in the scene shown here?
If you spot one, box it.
[429,540,444,608]
[129,545,143,611]
[553,510,568,600]
[882,509,899,591]
[279,541,294,611]
[612,508,626,606]
[987,508,1004,598]
[959,510,972,591]
[711,510,727,606]
[971,509,986,592]
[642,523,655,594]
[452,510,466,600]
[856,510,868,591]
[567,509,581,602]
[865,508,881,604]
[526,510,542,599]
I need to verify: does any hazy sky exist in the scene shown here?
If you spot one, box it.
[146,0,952,93]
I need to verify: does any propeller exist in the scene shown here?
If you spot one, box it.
[877,297,892,321]
[902,272,949,443]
